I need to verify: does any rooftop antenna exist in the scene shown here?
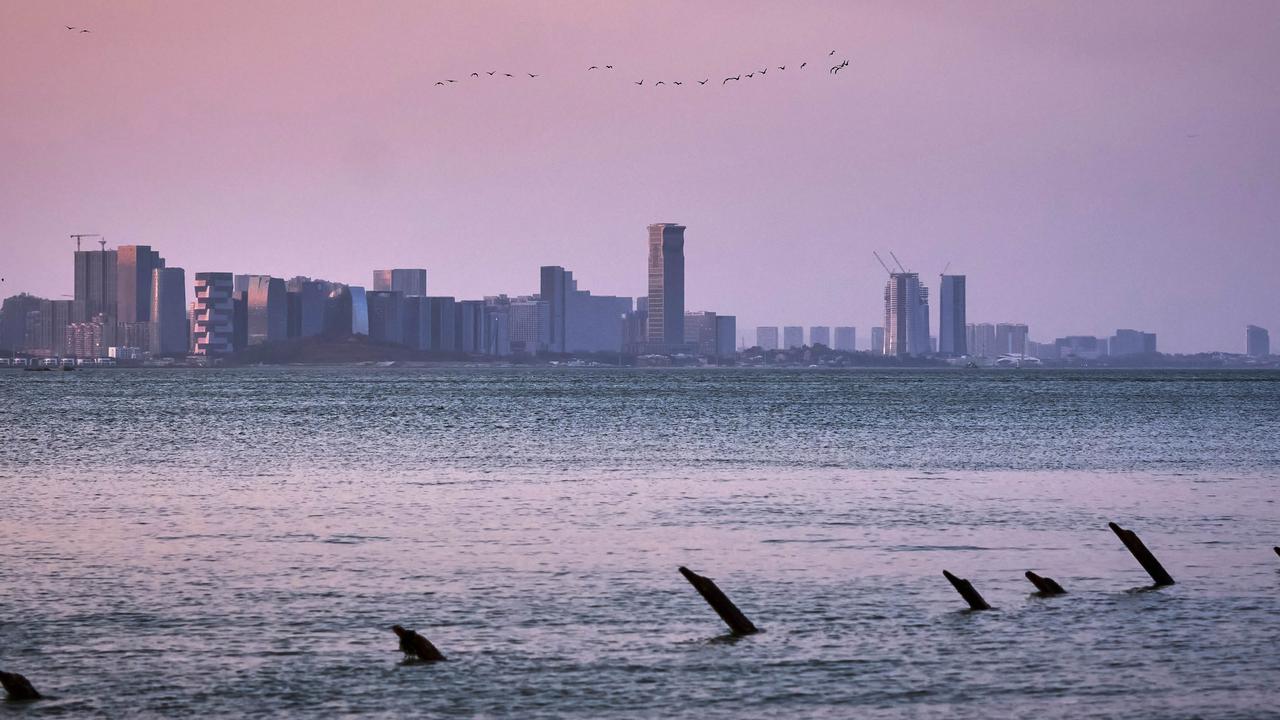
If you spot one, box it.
[873,251,894,276]
[888,251,908,273]
[71,233,102,252]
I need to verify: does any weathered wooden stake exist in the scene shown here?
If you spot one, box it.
[942,570,991,610]
[678,566,759,635]
[0,671,41,701]
[1024,570,1066,595]
[391,625,446,662]
[1108,522,1174,586]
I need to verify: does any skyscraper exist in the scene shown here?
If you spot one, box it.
[373,269,427,297]
[870,326,885,355]
[540,265,570,353]
[833,326,856,352]
[1109,328,1156,356]
[646,223,685,349]
[783,326,804,349]
[150,267,187,355]
[883,273,930,355]
[366,290,405,345]
[995,323,1029,356]
[809,326,831,348]
[192,272,235,355]
[938,274,966,356]
[1246,325,1270,357]
[246,275,287,345]
[756,326,779,351]
[73,247,118,324]
[117,245,165,325]
[684,311,718,357]
[714,316,736,359]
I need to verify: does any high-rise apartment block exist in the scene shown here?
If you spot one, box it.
[783,326,804,349]
[938,274,966,356]
[1109,328,1156,356]
[995,323,1029,356]
[833,326,855,352]
[246,275,287,345]
[756,326,779,351]
[870,326,885,355]
[809,326,831,348]
[883,273,930,355]
[646,223,685,349]
[73,248,117,324]
[193,272,235,355]
[1246,325,1270,357]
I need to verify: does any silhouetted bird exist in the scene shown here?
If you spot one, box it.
[446,79,457,83]
[698,79,708,85]
[486,71,496,75]
[434,81,445,86]
[722,75,739,84]
[471,72,478,77]
[504,73,513,77]
[80,29,90,33]
[588,66,598,70]
[655,81,665,85]
[673,81,682,85]
[829,50,836,56]
[634,79,643,85]
[391,625,446,662]
[528,73,538,78]
[605,65,613,69]
[745,72,754,78]
[0,671,41,700]
[758,68,767,74]
[65,25,76,30]
[800,62,807,68]
[778,66,786,70]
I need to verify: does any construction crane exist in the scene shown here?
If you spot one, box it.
[71,233,102,252]
[942,261,951,275]
[873,251,894,276]
[888,251,908,273]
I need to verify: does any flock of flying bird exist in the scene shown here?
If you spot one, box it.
[433,50,850,87]
[64,25,91,34]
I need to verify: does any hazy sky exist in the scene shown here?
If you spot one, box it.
[2,1,1277,352]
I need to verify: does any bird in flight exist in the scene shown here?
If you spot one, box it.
[65,25,76,30]
[829,50,836,56]
[504,73,513,77]
[80,29,90,33]
[778,66,786,71]
[673,81,682,85]
[471,72,479,77]
[698,79,708,85]
[435,81,445,86]
[634,79,644,85]
[723,75,739,84]
[655,81,665,85]
[588,66,598,70]
[605,65,613,69]
[528,73,539,78]
[745,72,754,78]
[800,62,807,69]
[486,71,496,76]
[758,68,768,74]
[446,79,457,83]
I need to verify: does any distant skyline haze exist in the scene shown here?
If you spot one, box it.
[2,1,1278,352]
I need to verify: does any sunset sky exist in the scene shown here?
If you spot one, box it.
[2,1,1277,352]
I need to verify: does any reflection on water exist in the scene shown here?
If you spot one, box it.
[1,369,1278,717]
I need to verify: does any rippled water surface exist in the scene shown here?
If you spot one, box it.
[2,368,1279,718]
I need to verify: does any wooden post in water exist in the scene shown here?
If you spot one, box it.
[0,671,41,701]
[1108,522,1174,586]
[942,570,991,610]
[1274,546,1279,559]
[1024,570,1066,595]
[678,566,759,635]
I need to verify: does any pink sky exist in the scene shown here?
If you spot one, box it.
[2,1,1277,352]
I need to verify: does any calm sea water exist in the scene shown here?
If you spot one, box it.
[1,368,1278,718]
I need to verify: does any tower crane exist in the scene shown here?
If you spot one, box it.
[71,233,102,252]
[873,251,894,276]
[888,251,908,273]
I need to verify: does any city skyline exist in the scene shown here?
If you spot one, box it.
[2,2,1277,353]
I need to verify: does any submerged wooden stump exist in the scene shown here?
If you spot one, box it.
[1024,570,1066,595]
[0,671,41,701]
[942,570,991,610]
[391,625,446,662]
[1108,522,1174,586]
[678,566,759,635]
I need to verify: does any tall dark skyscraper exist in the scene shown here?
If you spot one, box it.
[646,223,685,348]
[540,265,569,353]
[938,274,966,356]
[117,245,165,324]
[150,267,187,355]
[73,248,118,323]
[883,272,929,356]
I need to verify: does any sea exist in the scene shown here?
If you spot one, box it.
[1,367,1278,718]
